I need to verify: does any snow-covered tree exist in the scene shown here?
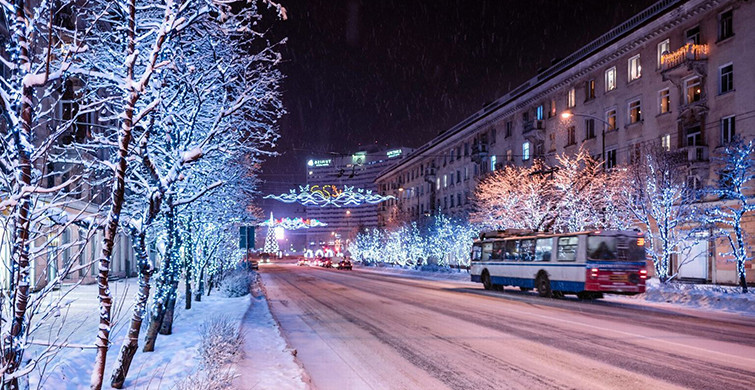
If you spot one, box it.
[470,160,554,231]
[0,1,109,385]
[621,144,699,282]
[471,148,627,233]
[704,138,755,292]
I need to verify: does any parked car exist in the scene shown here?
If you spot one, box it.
[337,259,352,270]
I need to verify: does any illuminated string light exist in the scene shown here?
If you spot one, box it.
[264,185,394,207]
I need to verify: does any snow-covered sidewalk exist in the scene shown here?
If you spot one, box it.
[23,278,251,389]
[232,277,309,390]
[355,264,755,316]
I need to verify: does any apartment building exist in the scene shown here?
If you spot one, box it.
[375,0,754,284]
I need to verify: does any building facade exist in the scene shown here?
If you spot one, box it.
[376,0,754,284]
[305,147,412,249]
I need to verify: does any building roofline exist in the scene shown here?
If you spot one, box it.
[376,0,688,183]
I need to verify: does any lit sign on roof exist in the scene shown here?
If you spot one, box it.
[352,152,366,165]
[308,159,332,167]
[387,149,403,158]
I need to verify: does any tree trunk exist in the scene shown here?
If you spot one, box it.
[741,274,748,293]
[159,281,179,335]
[195,265,205,302]
[184,217,193,310]
[142,305,165,352]
[111,233,152,388]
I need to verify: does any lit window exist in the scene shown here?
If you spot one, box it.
[443,174,447,188]
[549,99,556,118]
[628,54,641,81]
[536,105,544,120]
[721,116,735,144]
[522,142,531,161]
[685,76,702,104]
[490,155,497,171]
[661,134,671,151]
[657,39,670,68]
[719,10,733,41]
[436,177,440,190]
[567,88,576,108]
[720,64,733,94]
[585,79,595,100]
[628,100,642,124]
[659,89,670,114]
[605,67,617,91]
[605,109,617,130]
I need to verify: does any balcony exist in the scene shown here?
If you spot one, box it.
[471,143,488,163]
[684,145,709,170]
[660,43,708,79]
[523,120,545,143]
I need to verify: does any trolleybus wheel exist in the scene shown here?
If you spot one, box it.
[536,273,552,298]
[482,270,492,291]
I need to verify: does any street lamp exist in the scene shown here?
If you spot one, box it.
[561,110,611,170]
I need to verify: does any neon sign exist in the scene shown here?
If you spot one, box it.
[387,149,403,158]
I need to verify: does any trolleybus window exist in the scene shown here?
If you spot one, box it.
[587,235,645,261]
[535,238,552,261]
[557,236,578,261]
[472,244,481,261]
[491,241,505,260]
[505,240,519,261]
[520,239,535,261]
[482,242,493,261]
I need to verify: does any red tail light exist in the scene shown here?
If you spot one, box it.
[639,269,648,279]
[590,268,599,278]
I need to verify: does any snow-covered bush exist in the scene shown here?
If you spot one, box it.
[175,368,236,390]
[221,271,254,298]
[197,317,245,369]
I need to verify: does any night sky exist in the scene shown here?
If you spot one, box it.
[260,0,658,215]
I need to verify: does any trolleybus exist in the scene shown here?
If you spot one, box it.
[470,230,648,299]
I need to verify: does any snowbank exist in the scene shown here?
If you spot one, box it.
[232,276,309,390]
[25,278,250,389]
[617,278,755,315]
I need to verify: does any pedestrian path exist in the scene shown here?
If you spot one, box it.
[233,282,309,390]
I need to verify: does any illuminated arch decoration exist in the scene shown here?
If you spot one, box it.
[260,216,328,230]
[264,185,394,207]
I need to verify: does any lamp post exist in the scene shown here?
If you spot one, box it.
[561,111,612,170]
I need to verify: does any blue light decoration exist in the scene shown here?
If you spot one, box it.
[260,216,328,230]
[264,185,394,207]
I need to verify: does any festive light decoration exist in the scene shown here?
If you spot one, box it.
[264,185,394,207]
[260,216,328,230]
[263,213,280,254]
[349,215,478,268]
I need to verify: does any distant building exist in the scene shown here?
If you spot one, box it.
[305,147,412,250]
[376,0,755,284]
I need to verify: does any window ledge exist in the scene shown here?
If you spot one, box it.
[656,111,673,118]
[716,34,735,45]
[625,120,644,129]
[717,89,735,97]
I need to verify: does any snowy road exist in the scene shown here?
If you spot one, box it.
[261,263,755,390]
